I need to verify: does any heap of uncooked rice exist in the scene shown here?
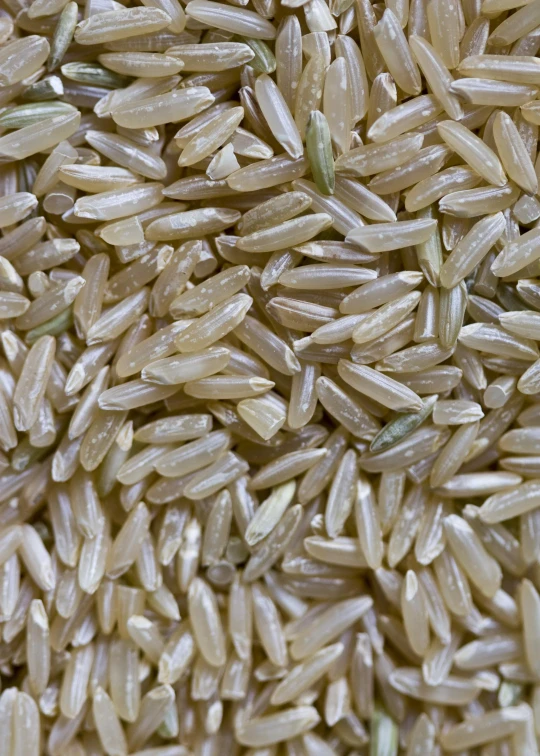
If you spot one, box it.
[1,0,540,752]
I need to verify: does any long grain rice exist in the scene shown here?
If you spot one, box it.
[0,0,537,750]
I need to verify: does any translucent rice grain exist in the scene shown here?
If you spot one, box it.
[112,87,214,129]
[492,227,540,277]
[158,623,195,684]
[12,692,40,756]
[168,43,253,72]
[340,271,423,315]
[182,451,249,499]
[174,293,253,352]
[126,685,175,751]
[338,360,424,412]
[145,207,239,242]
[78,517,109,595]
[335,134,424,178]
[237,214,333,254]
[440,212,506,289]
[75,8,172,45]
[109,639,140,723]
[492,111,538,194]
[92,686,128,756]
[378,470,406,537]
[281,265,376,293]
[85,132,167,181]
[243,504,303,581]
[186,0,276,38]
[235,315,300,374]
[252,582,288,666]
[440,183,520,218]
[0,193,38,228]
[452,78,538,108]
[255,74,302,159]
[200,491,232,566]
[73,254,109,339]
[99,52,184,77]
[427,0,461,69]
[238,194,310,239]
[351,291,421,345]
[518,579,540,678]
[444,514,502,597]
[437,120,506,186]
[236,707,320,747]
[406,167,482,213]
[271,643,344,705]
[108,502,150,578]
[369,96,440,144]
[322,58,351,156]
[406,713,436,756]
[143,347,230,386]
[0,292,30,319]
[333,176,397,222]
[347,218,436,253]
[13,335,56,433]
[401,570,430,656]
[227,154,308,191]
[389,668,481,705]
[237,394,286,439]
[374,10,421,95]
[316,377,381,440]
[127,616,164,664]
[458,323,538,361]
[335,35,368,125]
[0,112,80,160]
[354,477,383,569]
[80,409,128,472]
[0,36,50,85]
[15,275,84,332]
[59,643,95,719]
[0,216,46,261]
[228,576,252,661]
[27,600,50,696]
[430,421,479,487]
[478,480,540,523]
[98,380,178,411]
[433,400,484,425]
[290,596,373,660]
[304,536,367,568]
[367,73,397,136]
[458,53,540,84]
[75,184,164,222]
[409,35,463,120]
[439,706,529,750]
[488,0,540,46]
[275,16,301,111]
[287,362,320,429]
[188,578,226,666]
[134,414,212,444]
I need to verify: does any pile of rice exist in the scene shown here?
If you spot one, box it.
[1,0,540,751]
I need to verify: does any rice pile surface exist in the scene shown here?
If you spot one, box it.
[1,0,540,752]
